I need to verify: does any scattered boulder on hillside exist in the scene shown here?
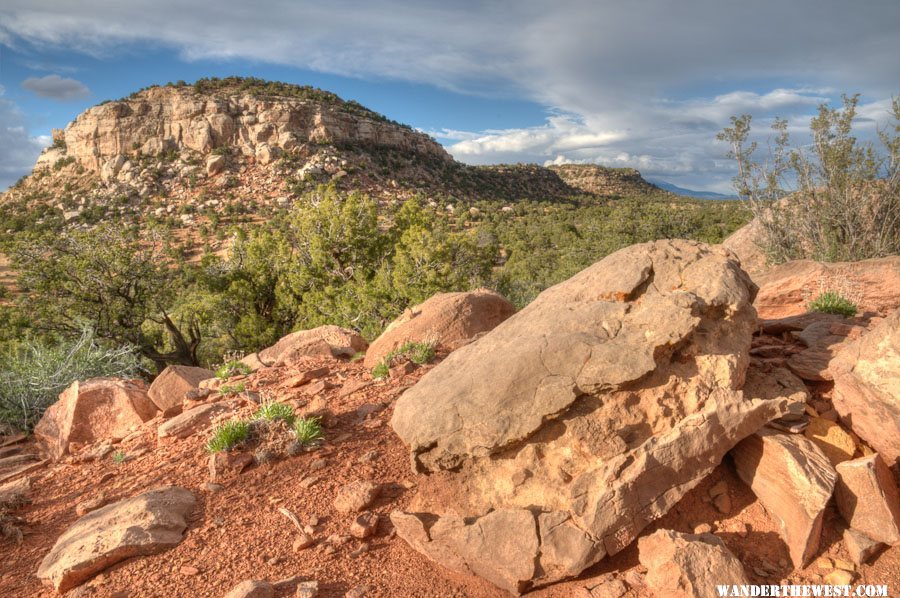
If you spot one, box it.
[638,529,749,597]
[834,454,900,546]
[257,325,368,367]
[731,428,836,568]
[721,218,768,280]
[389,240,792,592]
[754,256,900,320]
[148,365,215,414]
[830,310,900,467]
[363,289,515,369]
[33,378,158,460]
[36,486,195,592]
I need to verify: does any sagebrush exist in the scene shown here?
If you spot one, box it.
[0,328,143,432]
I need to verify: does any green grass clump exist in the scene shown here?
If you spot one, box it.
[205,420,251,453]
[253,401,295,425]
[215,360,252,380]
[219,382,246,395]
[293,417,324,445]
[807,292,858,317]
[111,450,126,465]
[371,340,436,379]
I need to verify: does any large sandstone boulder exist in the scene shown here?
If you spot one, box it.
[754,256,900,320]
[36,486,195,592]
[389,240,792,593]
[33,378,158,460]
[721,218,768,280]
[638,529,749,597]
[258,325,367,366]
[731,428,836,568]
[363,289,515,368]
[830,310,900,467]
[148,365,214,413]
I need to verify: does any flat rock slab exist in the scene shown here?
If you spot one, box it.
[36,486,195,592]
[157,401,235,439]
[731,428,836,568]
[391,240,791,592]
[638,529,749,598]
[834,454,900,545]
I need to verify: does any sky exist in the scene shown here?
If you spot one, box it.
[0,1,898,193]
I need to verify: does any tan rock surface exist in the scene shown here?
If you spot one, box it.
[33,378,157,460]
[638,529,749,597]
[830,310,900,467]
[731,428,836,568]
[390,240,792,591]
[363,289,515,368]
[259,325,368,365]
[157,401,236,439]
[834,454,900,545]
[36,486,195,592]
[148,365,214,413]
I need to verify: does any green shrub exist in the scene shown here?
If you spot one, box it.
[253,401,295,425]
[0,328,143,432]
[808,292,858,317]
[215,360,252,380]
[205,420,251,453]
[371,362,389,380]
[112,450,126,464]
[293,417,323,445]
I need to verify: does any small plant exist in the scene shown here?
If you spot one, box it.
[215,360,252,380]
[371,361,390,380]
[808,292,858,317]
[350,352,365,362]
[111,450,126,465]
[253,401,295,425]
[371,340,436,379]
[219,382,246,395]
[206,420,251,453]
[293,417,324,446]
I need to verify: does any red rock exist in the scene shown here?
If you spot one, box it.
[333,481,379,513]
[157,401,235,440]
[754,256,900,320]
[259,325,367,365]
[147,365,214,413]
[638,529,749,598]
[834,454,900,545]
[731,428,836,568]
[223,580,273,598]
[363,289,514,369]
[350,512,379,538]
[36,487,195,592]
[830,311,900,467]
[843,529,883,566]
[33,378,157,460]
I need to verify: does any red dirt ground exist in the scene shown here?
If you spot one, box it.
[1,353,897,597]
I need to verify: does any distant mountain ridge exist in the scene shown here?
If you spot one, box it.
[648,179,738,200]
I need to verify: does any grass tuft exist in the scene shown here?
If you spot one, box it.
[293,417,324,446]
[205,420,251,453]
[371,340,436,378]
[253,401,295,425]
[807,292,858,317]
[215,360,252,380]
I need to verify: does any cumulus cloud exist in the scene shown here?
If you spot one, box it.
[1,0,898,190]
[21,74,90,100]
[0,88,46,189]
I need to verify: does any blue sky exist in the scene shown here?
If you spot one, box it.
[1,1,898,192]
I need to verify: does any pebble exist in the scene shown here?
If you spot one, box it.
[180,565,200,576]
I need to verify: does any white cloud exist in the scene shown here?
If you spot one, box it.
[0,88,46,189]
[0,1,897,191]
[21,74,90,100]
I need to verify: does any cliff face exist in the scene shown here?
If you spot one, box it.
[549,164,665,197]
[56,86,450,173]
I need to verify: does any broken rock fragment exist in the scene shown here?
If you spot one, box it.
[731,428,836,568]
